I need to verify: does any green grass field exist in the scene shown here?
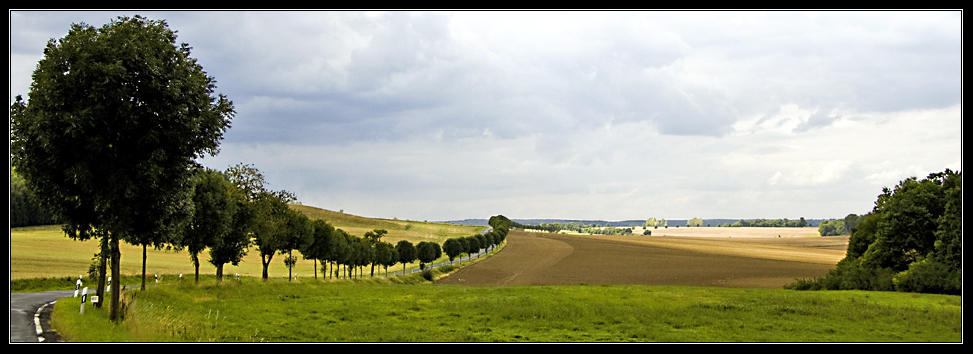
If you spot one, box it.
[49,276,961,342]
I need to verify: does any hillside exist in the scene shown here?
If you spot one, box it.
[290,204,487,245]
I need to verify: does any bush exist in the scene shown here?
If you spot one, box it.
[786,258,896,292]
[893,256,961,295]
[421,269,434,281]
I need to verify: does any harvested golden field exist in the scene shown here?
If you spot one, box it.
[438,229,848,289]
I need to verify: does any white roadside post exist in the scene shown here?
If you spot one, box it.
[80,287,88,314]
[107,276,112,292]
[75,277,82,297]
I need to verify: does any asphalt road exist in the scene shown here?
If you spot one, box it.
[10,290,74,343]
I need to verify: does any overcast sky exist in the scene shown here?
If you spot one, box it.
[9,10,962,221]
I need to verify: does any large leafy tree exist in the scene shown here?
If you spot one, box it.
[10,15,233,322]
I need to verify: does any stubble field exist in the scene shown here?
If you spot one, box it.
[439,228,848,288]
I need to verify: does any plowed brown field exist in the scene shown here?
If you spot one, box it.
[438,228,848,289]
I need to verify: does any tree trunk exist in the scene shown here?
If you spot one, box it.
[95,236,107,309]
[261,254,272,280]
[192,253,200,284]
[141,244,147,290]
[216,263,224,283]
[109,235,121,323]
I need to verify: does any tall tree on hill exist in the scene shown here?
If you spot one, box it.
[10,16,233,322]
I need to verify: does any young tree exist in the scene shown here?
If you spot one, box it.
[416,242,438,270]
[373,241,395,276]
[250,190,298,280]
[209,164,265,283]
[442,238,463,263]
[301,219,336,279]
[279,207,313,281]
[10,16,233,322]
[182,168,237,284]
[364,229,388,276]
[465,236,481,258]
[395,240,417,274]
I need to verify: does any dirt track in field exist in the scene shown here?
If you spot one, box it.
[437,229,848,289]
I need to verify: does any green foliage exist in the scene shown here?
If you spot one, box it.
[788,169,961,295]
[182,168,238,283]
[686,217,703,227]
[442,238,463,261]
[416,241,441,268]
[10,15,234,321]
[727,218,810,227]
[817,219,846,236]
[9,168,55,227]
[892,256,961,295]
[395,240,417,273]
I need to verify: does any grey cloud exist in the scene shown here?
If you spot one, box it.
[792,108,841,133]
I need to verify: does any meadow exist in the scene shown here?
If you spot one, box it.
[49,274,962,342]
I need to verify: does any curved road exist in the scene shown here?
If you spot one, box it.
[10,290,73,343]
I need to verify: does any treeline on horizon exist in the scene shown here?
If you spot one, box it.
[450,218,833,228]
[787,169,961,295]
[507,217,832,234]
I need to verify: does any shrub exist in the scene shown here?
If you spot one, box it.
[421,269,434,281]
[893,256,961,295]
